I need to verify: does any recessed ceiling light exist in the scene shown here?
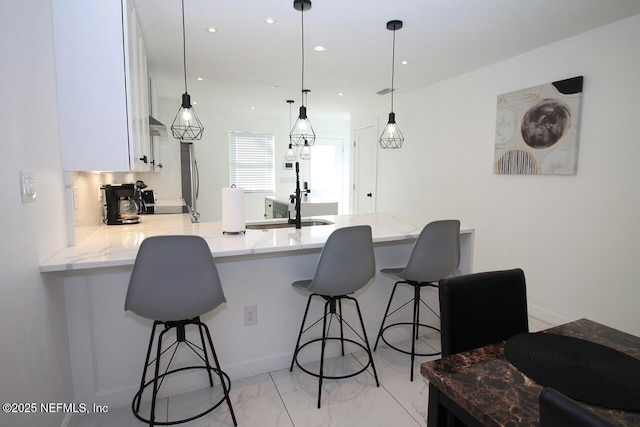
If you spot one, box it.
[337,92,344,96]
[401,60,408,65]
[207,27,216,33]
[197,77,203,81]
[314,46,326,52]
[265,17,276,24]
[250,106,256,110]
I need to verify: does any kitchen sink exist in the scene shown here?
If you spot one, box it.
[245,219,334,230]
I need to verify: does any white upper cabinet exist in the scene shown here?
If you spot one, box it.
[52,0,152,171]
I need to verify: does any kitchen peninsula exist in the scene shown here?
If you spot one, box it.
[41,213,474,409]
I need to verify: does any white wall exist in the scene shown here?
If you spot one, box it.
[0,1,73,426]
[353,14,640,335]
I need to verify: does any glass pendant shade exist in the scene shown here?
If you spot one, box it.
[290,106,316,147]
[171,93,204,141]
[379,112,404,149]
[299,140,311,160]
[285,143,297,161]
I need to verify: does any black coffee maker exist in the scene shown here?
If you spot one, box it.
[101,184,141,225]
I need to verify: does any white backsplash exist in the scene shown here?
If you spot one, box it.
[65,171,139,245]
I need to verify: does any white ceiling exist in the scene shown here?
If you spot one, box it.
[133,0,640,118]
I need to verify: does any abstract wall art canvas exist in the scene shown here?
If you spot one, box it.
[494,76,583,175]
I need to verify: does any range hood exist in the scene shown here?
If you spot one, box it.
[149,116,167,137]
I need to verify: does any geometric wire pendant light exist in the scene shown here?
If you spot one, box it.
[299,140,311,160]
[289,0,316,148]
[171,0,204,141]
[379,20,404,149]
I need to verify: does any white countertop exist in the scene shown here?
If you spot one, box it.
[40,213,473,273]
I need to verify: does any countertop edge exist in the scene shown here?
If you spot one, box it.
[40,213,474,273]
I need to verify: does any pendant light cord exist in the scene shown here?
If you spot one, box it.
[390,28,396,113]
[300,6,305,104]
[181,0,188,93]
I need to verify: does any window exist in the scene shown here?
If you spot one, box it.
[228,131,275,193]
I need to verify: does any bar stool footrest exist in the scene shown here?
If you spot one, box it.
[379,322,441,357]
[293,337,374,380]
[132,365,232,426]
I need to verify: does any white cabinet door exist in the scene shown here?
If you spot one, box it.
[126,3,152,171]
[52,0,150,172]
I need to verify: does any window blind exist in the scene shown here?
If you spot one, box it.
[228,131,275,193]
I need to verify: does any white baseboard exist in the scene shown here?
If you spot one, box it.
[528,304,573,327]
[76,351,295,411]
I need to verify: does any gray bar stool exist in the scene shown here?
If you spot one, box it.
[374,219,460,381]
[289,225,380,408]
[125,235,237,426]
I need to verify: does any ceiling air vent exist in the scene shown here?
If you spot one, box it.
[377,88,394,95]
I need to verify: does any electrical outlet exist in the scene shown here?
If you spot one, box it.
[244,305,257,326]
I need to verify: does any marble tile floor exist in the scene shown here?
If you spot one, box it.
[70,334,441,427]
[70,317,551,427]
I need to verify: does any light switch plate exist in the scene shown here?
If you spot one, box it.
[20,171,37,203]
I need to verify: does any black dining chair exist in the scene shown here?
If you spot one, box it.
[438,268,529,357]
[539,388,615,427]
[436,268,530,427]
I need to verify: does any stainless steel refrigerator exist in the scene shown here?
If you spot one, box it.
[180,142,200,222]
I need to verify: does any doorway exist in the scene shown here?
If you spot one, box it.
[354,125,378,214]
[309,137,346,212]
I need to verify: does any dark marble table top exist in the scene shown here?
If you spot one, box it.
[421,318,640,426]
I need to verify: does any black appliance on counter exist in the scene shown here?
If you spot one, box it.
[140,189,156,214]
[101,184,141,225]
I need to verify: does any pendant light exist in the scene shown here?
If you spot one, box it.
[285,100,297,161]
[171,0,204,141]
[289,0,316,147]
[379,20,404,149]
[299,140,311,160]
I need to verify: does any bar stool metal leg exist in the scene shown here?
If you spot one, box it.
[290,294,314,372]
[318,298,331,408]
[352,296,380,387]
[337,299,344,356]
[374,281,401,351]
[197,322,214,387]
[375,281,441,382]
[201,320,238,426]
[134,321,159,414]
